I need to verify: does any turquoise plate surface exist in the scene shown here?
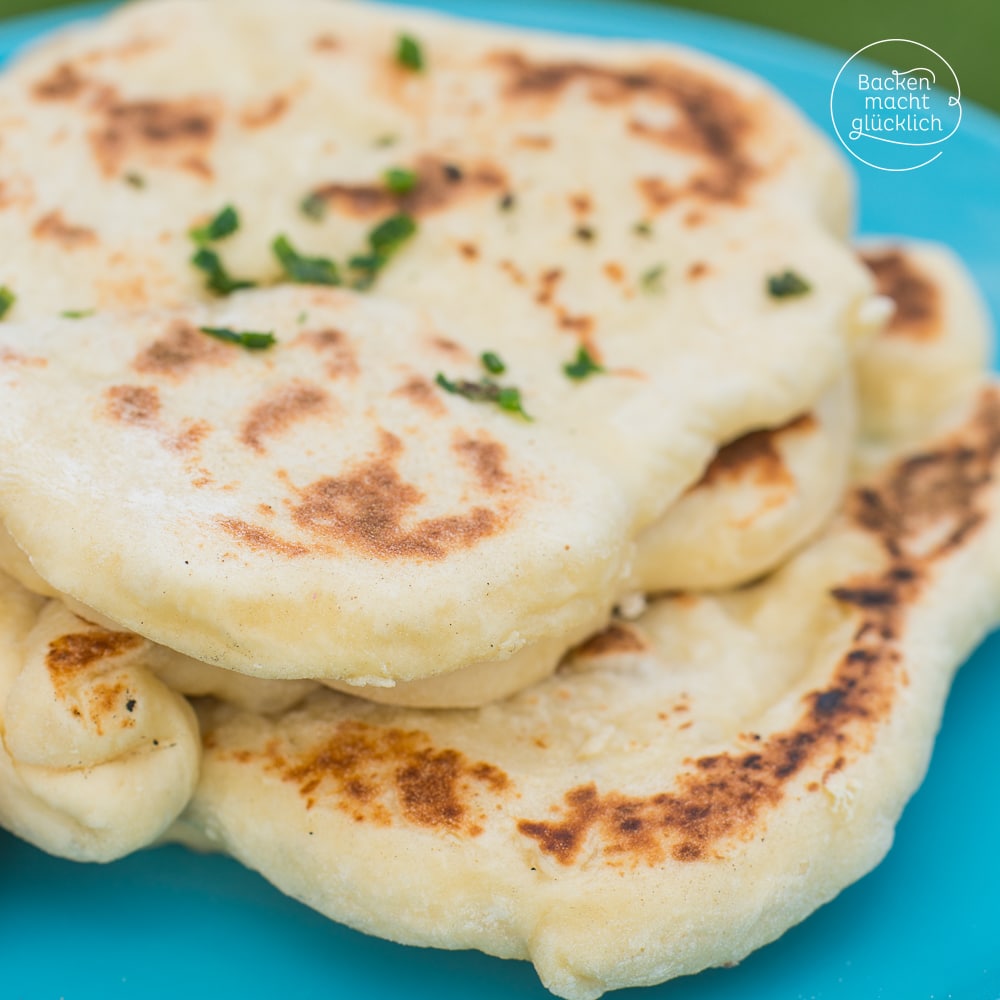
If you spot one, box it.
[1,3,998,998]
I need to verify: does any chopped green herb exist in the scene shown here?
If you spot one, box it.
[347,254,381,290]
[300,192,327,222]
[199,326,276,350]
[640,264,666,293]
[563,346,605,381]
[575,225,596,242]
[396,33,424,72]
[124,171,146,190]
[190,204,239,244]
[273,235,340,286]
[369,213,417,254]
[633,220,653,237]
[191,247,257,296]
[435,372,531,420]
[384,167,417,195]
[767,270,812,298]
[0,286,14,320]
[60,309,95,319]
[349,213,418,290]
[495,385,529,417]
[374,133,399,148]
[297,311,309,325]
[480,351,506,375]
[499,192,516,212]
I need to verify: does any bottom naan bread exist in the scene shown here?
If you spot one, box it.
[182,381,1000,998]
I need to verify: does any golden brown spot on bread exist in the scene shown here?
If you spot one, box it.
[603,262,625,283]
[637,177,673,212]
[861,249,940,340]
[843,388,1000,565]
[240,381,330,454]
[168,418,212,454]
[83,680,135,736]
[457,242,480,261]
[532,269,599,353]
[89,96,218,179]
[291,431,505,560]
[240,94,291,129]
[515,133,553,149]
[305,156,505,219]
[179,155,213,180]
[312,33,340,52]
[393,375,447,416]
[243,721,509,834]
[94,271,152,310]
[519,388,1000,868]
[104,384,160,426]
[687,260,710,280]
[0,180,26,213]
[569,193,592,216]
[452,434,511,492]
[493,53,757,207]
[32,62,88,101]
[77,37,160,67]
[46,630,143,707]
[32,210,97,249]
[0,347,47,368]
[536,267,563,307]
[216,518,308,557]
[429,336,470,360]
[499,259,528,287]
[573,622,648,658]
[294,328,359,379]
[133,321,230,379]
[697,414,816,491]
[556,308,597,351]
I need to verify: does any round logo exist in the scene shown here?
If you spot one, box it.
[830,39,961,172]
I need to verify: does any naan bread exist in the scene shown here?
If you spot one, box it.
[631,371,854,591]
[0,280,853,695]
[183,379,1000,998]
[857,239,991,441]
[0,586,200,862]
[0,570,319,862]
[626,236,992,595]
[0,0,880,693]
[0,0,873,354]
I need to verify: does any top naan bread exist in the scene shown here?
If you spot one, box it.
[0,284,851,686]
[0,0,877,685]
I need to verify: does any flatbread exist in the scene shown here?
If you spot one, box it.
[0,0,875,694]
[0,570,319,862]
[631,370,854,591]
[0,286,632,691]
[183,378,1000,998]
[857,239,991,441]
[0,585,200,862]
[0,282,852,693]
[0,0,873,355]
[626,236,993,596]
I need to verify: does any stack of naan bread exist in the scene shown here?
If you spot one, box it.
[0,1,994,996]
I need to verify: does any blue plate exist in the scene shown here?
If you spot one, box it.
[1,4,999,998]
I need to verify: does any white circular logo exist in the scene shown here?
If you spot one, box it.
[830,39,961,172]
